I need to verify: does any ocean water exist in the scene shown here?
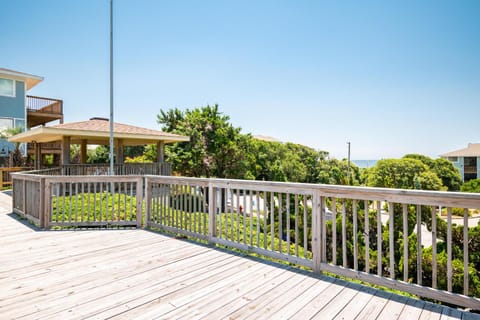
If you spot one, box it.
[352,160,378,168]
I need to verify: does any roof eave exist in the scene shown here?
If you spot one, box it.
[0,68,44,90]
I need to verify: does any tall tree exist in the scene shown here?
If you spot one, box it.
[157,105,248,178]
[404,154,462,191]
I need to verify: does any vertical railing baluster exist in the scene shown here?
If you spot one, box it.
[263,191,267,250]
[69,183,73,223]
[312,191,321,273]
[342,200,347,268]
[447,207,452,292]
[295,194,299,257]
[256,192,260,247]
[377,201,382,276]
[81,182,85,222]
[270,192,274,252]
[303,196,308,258]
[231,189,235,241]
[417,205,422,286]
[464,208,469,296]
[389,202,394,279]
[403,204,408,282]
[250,190,253,246]
[432,206,437,289]
[332,198,337,265]
[321,196,327,263]
[278,193,283,253]
[286,193,291,255]
[353,199,358,271]
[237,190,240,241]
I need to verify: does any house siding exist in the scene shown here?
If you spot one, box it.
[0,80,25,119]
[0,80,26,158]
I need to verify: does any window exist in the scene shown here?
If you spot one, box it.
[14,118,25,130]
[448,157,458,162]
[0,118,13,131]
[0,78,15,97]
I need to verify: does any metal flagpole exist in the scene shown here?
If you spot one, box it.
[109,0,114,175]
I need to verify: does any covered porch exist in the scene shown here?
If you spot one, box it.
[9,117,189,171]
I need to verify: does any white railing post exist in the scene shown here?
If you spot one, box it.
[208,181,217,244]
[312,190,322,273]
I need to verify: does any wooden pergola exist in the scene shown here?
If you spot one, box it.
[9,118,189,169]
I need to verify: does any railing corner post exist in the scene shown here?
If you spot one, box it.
[39,177,47,229]
[208,181,217,245]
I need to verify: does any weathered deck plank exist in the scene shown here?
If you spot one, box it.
[0,191,478,320]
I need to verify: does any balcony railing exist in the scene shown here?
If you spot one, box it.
[464,165,478,174]
[10,173,480,310]
[26,95,63,114]
[26,95,63,127]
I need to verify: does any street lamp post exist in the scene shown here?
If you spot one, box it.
[109,0,114,175]
[347,141,351,184]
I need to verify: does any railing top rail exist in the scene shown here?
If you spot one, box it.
[44,175,142,183]
[145,175,480,209]
[26,95,63,103]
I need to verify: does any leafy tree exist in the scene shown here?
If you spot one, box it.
[461,179,480,193]
[366,158,442,190]
[87,145,110,164]
[404,154,462,191]
[158,105,249,178]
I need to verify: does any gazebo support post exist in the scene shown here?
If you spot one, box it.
[61,136,71,165]
[34,142,42,170]
[115,139,124,164]
[80,139,87,164]
[157,141,165,163]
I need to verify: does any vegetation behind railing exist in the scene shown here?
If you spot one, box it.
[11,172,480,310]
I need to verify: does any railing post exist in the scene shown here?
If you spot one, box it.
[208,181,217,244]
[136,177,143,228]
[144,177,151,228]
[22,178,27,218]
[312,190,322,273]
[39,177,47,228]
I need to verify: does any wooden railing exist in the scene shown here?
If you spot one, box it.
[0,167,32,188]
[10,173,480,310]
[143,176,480,310]
[26,95,63,114]
[60,163,171,176]
[27,142,62,152]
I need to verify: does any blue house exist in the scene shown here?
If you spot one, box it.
[0,68,63,165]
[441,143,480,182]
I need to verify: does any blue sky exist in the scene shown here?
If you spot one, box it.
[1,0,479,159]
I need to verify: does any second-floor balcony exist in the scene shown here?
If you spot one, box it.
[26,95,63,128]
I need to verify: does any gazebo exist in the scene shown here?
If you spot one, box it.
[9,117,189,170]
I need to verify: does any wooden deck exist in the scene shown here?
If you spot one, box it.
[0,192,478,319]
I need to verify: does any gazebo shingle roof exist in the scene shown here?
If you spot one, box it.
[52,118,182,138]
[9,118,189,145]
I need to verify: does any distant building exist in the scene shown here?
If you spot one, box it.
[0,68,63,165]
[441,143,480,182]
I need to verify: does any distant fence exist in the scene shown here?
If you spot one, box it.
[11,172,480,310]
[0,167,32,189]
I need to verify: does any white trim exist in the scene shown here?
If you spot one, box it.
[0,68,43,90]
[0,78,16,97]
